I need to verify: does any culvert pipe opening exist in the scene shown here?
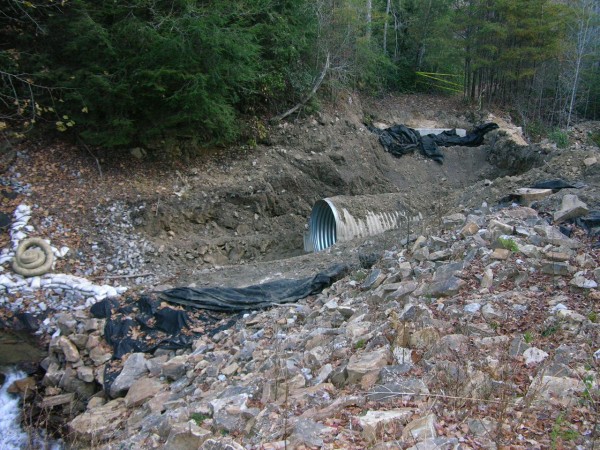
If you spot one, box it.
[308,199,338,252]
[305,194,422,253]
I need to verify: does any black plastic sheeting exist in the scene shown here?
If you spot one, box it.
[371,123,499,164]
[90,264,348,359]
[159,264,349,312]
[91,295,212,359]
[530,179,586,191]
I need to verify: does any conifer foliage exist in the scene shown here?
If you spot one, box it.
[1,0,599,151]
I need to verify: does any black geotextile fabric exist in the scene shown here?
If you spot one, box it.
[372,122,499,164]
[90,265,348,358]
[91,295,216,359]
[159,264,350,312]
[529,179,586,191]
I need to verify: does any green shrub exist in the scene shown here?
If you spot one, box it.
[588,130,600,148]
[498,237,519,252]
[548,129,569,148]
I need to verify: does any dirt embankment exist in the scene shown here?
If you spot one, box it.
[1,93,598,293]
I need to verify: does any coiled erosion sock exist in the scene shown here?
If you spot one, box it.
[12,238,54,277]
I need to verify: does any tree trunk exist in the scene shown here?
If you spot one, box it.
[366,0,372,40]
[383,0,391,54]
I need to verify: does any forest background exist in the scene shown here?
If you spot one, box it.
[1,0,599,155]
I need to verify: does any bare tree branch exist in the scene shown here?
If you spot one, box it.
[271,52,330,123]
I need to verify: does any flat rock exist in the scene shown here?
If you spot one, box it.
[361,268,385,290]
[388,281,419,299]
[426,276,465,298]
[165,420,211,450]
[125,376,163,407]
[40,393,75,408]
[200,438,245,450]
[528,376,585,407]
[540,262,570,276]
[346,347,391,385]
[290,418,333,448]
[368,379,429,402]
[570,273,598,289]
[68,398,128,442]
[554,194,589,223]
[442,213,466,230]
[161,355,189,380]
[402,414,437,442]
[358,408,413,443]
[523,347,549,366]
[491,248,510,260]
[513,188,553,206]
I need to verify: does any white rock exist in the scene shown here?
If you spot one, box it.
[464,303,481,314]
[550,303,568,313]
[523,347,549,366]
[29,277,42,289]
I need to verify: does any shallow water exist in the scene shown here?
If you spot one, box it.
[0,370,30,449]
[0,370,63,450]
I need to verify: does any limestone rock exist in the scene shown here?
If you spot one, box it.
[125,376,163,407]
[389,281,419,299]
[200,438,245,450]
[397,261,413,280]
[491,248,510,260]
[358,408,413,443]
[368,379,429,402]
[405,437,460,450]
[554,194,589,223]
[408,328,440,350]
[528,376,584,407]
[570,272,598,289]
[89,345,112,366]
[110,353,149,397]
[346,347,391,385]
[361,268,386,290]
[513,188,552,206]
[460,222,479,238]
[209,388,258,433]
[162,355,189,381]
[480,268,493,288]
[540,262,570,276]
[76,366,94,383]
[68,398,128,442]
[58,337,80,363]
[290,418,333,448]
[402,414,437,442]
[165,420,211,450]
[442,213,466,230]
[535,225,581,248]
[426,277,465,298]
[523,347,549,366]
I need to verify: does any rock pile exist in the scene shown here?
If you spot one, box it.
[30,195,599,449]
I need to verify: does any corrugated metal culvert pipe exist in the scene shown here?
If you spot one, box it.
[305,194,421,252]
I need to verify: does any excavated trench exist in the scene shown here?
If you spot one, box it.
[136,128,543,284]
